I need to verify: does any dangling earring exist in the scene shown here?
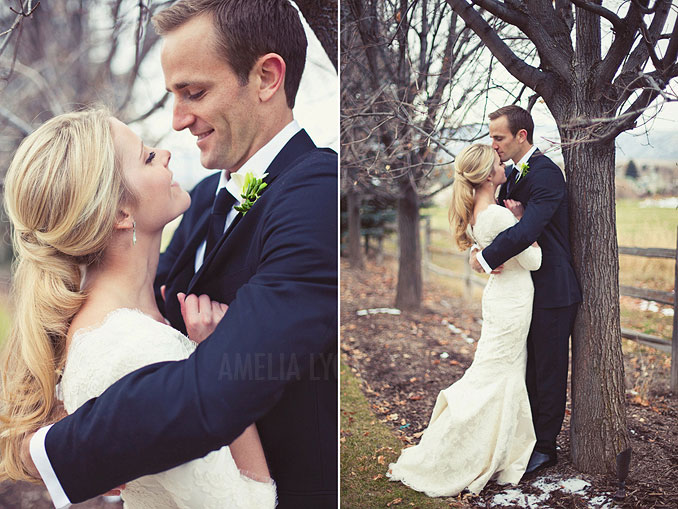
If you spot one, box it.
[132,220,137,245]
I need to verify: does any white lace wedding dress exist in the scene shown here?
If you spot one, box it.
[60,308,277,509]
[387,204,541,496]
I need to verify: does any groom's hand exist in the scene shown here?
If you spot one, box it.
[469,247,504,274]
[177,293,229,343]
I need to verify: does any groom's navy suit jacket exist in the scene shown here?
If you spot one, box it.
[44,130,338,508]
[485,150,581,308]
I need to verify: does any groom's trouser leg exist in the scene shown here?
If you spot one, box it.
[525,303,578,456]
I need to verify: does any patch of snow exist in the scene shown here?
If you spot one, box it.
[492,489,548,507]
[639,197,678,209]
[638,300,674,317]
[590,496,615,509]
[531,478,561,493]
[463,336,475,344]
[439,352,449,359]
[447,323,462,334]
[558,478,590,494]
[490,476,615,509]
[356,308,401,316]
[639,301,660,313]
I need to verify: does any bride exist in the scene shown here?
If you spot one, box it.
[387,144,541,496]
[0,109,277,508]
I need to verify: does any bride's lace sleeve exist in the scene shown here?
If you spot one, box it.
[61,309,195,413]
[60,309,276,509]
[515,243,542,271]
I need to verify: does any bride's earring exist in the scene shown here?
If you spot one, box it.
[132,220,137,245]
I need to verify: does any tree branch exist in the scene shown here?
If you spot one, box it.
[569,0,624,32]
[470,0,526,28]
[445,0,555,100]
[294,0,338,71]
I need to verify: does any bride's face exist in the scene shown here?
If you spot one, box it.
[489,152,507,187]
[110,118,191,233]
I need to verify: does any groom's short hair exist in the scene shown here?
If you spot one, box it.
[152,0,307,108]
[489,105,534,144]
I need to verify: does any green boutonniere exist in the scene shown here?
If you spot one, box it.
[234,172,268,215]
[516,162,530,182]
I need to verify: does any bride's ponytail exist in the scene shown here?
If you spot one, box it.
[448,144,496,250]
[0,109,136,481]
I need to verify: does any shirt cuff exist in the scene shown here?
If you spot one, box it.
[30,424,71,508]
[476,250,493,275]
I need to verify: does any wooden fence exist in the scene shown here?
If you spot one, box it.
[422,218,678,391]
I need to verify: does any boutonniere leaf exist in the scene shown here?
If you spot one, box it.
[234,172,267,215]
[516,162,530,182]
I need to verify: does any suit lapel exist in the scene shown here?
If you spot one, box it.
[186,129,317,293]
[165,182,219,284]
[507,148,542,199]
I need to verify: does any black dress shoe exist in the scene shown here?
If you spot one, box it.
[525,451,557,475]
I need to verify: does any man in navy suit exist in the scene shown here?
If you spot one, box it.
[471,105,581,475]
[24,1,337,507]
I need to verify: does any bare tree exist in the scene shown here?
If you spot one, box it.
[342,0,493,309]
[445,0,678,473]
[295,0,338,70]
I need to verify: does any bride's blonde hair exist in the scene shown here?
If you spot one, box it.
[0,109,136,481]
[449,144,496,250]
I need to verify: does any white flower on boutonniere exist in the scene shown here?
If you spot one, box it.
[229,171,268,215]
[516,162,529,182]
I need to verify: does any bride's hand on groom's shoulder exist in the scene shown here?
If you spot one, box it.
[177,293,229,344]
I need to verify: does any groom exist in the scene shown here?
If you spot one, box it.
[25,1,337,508]
[471,105,581,474]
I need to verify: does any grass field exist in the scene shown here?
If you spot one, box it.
[340,359,466,508]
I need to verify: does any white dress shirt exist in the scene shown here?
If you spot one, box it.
[30,119,302,508]
[194,119,301,271]
[476,145,538,274]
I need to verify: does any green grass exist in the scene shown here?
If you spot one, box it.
[340,359,463,508]
[616,199,676,290]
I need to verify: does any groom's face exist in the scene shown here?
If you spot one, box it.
[489,115,524,163]
[161,15,261,172]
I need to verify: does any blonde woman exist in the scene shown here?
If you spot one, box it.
[388,144,541,496]
[0,109,276,508]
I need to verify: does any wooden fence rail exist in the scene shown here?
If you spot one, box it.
[422,219,678,391]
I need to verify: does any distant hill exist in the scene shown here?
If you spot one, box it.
[615,130,678,164]
[439,124,678,167]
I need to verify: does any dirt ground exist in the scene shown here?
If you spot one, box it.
[0,480,122,508]
[341,259,678,508]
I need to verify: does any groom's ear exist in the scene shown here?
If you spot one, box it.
[254,53,286,103]
[114,208,134,231]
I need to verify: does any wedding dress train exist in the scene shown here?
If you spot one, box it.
[387,204,541,496]
[60,308,277,509]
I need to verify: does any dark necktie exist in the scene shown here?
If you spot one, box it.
[504,165,518,195]
[205,188,235,257]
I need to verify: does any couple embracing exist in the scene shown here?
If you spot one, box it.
[388,106,582,496]
[0,1,337,508]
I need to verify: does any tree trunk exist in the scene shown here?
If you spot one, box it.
[295,0,338,71]
[395,176,422,310]
[346,182,364,269]
[561,126,631,472]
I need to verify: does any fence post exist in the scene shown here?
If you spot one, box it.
[672,226,677,392]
